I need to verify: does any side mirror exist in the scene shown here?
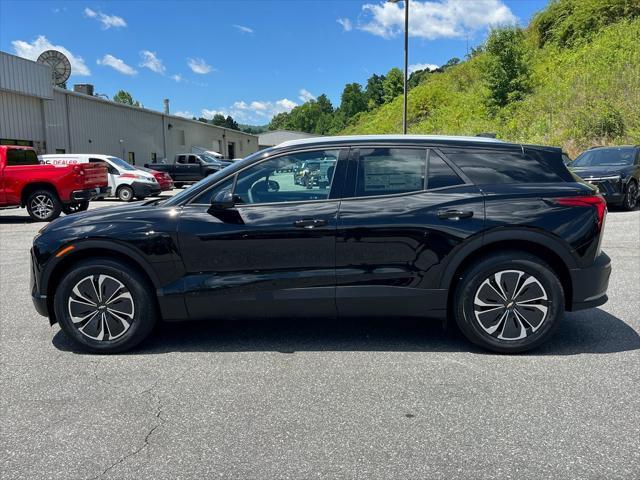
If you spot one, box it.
[267,180,280,192]
[211,190,235,210]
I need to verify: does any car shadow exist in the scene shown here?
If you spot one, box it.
[52,308,639,356]
[0,214,38,224]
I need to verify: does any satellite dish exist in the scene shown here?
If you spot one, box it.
[37,50,71,86]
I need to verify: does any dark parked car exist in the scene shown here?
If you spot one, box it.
[31,135,611,354]
[570,145,640,210]
[145,153,232,187]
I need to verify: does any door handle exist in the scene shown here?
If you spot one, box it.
[293,219,327,229]
[437,209,474,220]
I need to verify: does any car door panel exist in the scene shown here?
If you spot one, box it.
[177,201,338,320]
[335,147,485,318]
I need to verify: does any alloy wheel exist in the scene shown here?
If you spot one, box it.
[627,182,638,209]
[67,274,135,341]
[473,270,549,341]
[30,194,54,220]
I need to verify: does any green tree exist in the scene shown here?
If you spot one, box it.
[365,74,386,109]
[268,112,291,130]
[224,115,239,130]
[210,113,228,127]
[340,83,368,119]
[112,90,140,106]
[383,68,404,103]
[316,94,334,115]
[484,27,531,109]
[442,57,461,70]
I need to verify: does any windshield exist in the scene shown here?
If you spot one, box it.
[162,147,276,206]
[107,156,136,171]
[200,154,223,163]
[572,148,636,167]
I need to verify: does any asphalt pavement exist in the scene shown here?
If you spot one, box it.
[1,197,639,479]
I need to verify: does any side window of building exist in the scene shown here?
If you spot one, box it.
[427,150,464,189]
[355,148,426,197]
[441,148,563,184]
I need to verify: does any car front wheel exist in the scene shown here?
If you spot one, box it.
[454,252,564,353]
[117,185,134,202]
[622,179,638,211]
[53,258,157,353]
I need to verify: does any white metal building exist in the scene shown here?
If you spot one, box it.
[0,51,258,164]
[258,130,319,150]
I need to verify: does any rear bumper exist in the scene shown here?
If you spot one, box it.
[70,188,100,202]
[131,182,161,197]
[568,251,611,311]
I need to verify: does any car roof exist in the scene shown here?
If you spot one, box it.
[276,134,508,149]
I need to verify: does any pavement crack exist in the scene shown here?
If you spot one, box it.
[89,394,165,479]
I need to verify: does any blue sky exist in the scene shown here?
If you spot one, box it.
[0,0,547,124]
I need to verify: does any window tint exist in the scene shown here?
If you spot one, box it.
[177,155,187,164]
[428,151,464,189]
[192,177,234,204]
[356,148,425,197]
[234,149,339,205]
[442,148,564,184]
[6,149,39,166]
[188,155,198,164]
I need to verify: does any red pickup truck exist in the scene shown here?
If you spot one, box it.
[0,146,109,221]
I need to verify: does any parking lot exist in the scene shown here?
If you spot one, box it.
[1,198,638,479]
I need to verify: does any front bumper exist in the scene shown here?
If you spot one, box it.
[30,249,48,317]
[568,251,611,311]
[131,182,162,197]
[583,178,625,204]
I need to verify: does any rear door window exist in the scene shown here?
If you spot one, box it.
[355,148,426,197]
[6,149,40,166]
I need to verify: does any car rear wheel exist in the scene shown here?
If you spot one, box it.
[53,258,157,353]
[117,185,134,202]
[622,179,638,211]
[26,189,62,222]
[454,252,564,353]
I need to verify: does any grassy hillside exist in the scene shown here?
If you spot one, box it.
[342,12,640,157]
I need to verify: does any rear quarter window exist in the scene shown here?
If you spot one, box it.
[441,148,568,184]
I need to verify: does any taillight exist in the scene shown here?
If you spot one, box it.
[72,165,85,184]
[553,195,607,228]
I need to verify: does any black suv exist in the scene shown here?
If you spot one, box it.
[31,135,611,354]
[570,145,640,210]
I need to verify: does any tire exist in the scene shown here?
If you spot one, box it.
[26,189,62,222]
[454,252,564,354]
[53,258,157,353]
[117,185,134,202]
[622,179,638,211]
[62,201,89,215]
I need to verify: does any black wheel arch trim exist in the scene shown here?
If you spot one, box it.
[438,227,578,291]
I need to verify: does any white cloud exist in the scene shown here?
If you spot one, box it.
[337,18,353,32]
[358,0,517,39]
[409,63,439,74]
[233,24,254,34]
[201,97,298,123]
[187,57,213,74]
[174,111,194,118]
[139,50,165,74]
[84,7,127,29]
[299,88,316,102]
[171,73,183,82]
[97,54,137,75]
[11,35,91,76]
